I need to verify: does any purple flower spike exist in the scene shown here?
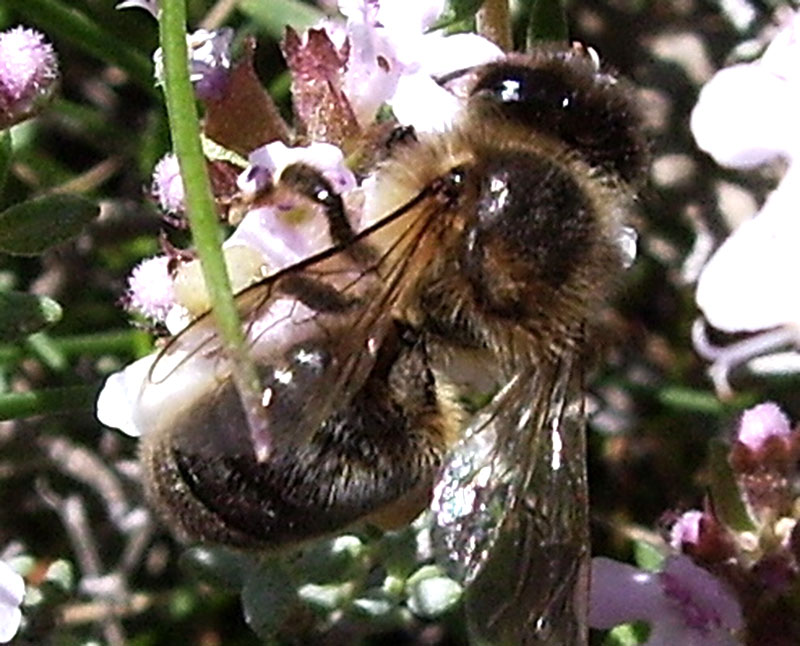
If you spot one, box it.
[590,555,742,646]
[0,26,59,129]
[152,153,185,213]
[737,402,792,452]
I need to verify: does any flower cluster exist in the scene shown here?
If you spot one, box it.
[591,402,800,644]
[97,0,502,435]
[691,10,800,396]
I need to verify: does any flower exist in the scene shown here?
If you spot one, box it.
[116,0,159,18]
[0,560,24,644]
[590,555,743,646]
[154,28,234,102]
[125,255,176,323]
[0,26,59,130]
[691,11,800,393]
[151,153,185,213]
[98,140,356,437]
[329,0,503,131]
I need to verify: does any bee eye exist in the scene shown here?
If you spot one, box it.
[473,68,575,113]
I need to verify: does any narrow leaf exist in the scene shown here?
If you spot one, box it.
[0,194,99,256]
[0,131,11,197]
[0,292,62,342]
[708,440,757,532]
[527,0,568,46]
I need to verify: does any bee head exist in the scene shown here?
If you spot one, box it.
[467,51,647,186]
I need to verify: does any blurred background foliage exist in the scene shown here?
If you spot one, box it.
[1,0,798,644]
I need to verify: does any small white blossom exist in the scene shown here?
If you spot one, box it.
[238,140,357,196]
[0,560,24,644]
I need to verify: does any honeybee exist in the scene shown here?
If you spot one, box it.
[137,46,646,645]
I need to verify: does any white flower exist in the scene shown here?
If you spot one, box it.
[589,555,743,646]
[334,0,503,131]
[153,28,233,101]
[0,560,24,644]
[691,11,800,392]
[125,255,176,323]
[238,140,357,196]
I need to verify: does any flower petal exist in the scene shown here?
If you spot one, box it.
[691,64,800,167]
[589,557,666,629]
[696,165,800,332]
[415,32,503,78]
[388,71,462,131]
[96,354,157,437]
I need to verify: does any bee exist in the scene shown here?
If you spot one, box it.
[137,46,646,645]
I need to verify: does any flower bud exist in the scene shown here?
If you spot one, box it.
[0,27,59,130]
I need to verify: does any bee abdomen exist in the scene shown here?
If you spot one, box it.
[140,334,455,550]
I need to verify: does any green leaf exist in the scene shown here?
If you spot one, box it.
[0,194,99,256]
[0,292,62,342]
[0,130,10,197]
[241,560,299,642]
[239,0,324,40]
[604,621,649,646]
[708,440,758,532]
[0,385,99,421]
[527,0,568,46]
[431,0,484,30]
[632,541,665,572]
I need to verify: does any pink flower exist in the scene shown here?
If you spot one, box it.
[151,153,185,213]
[590,555,743,646]
[0,26,59,129]
[125,255,176,323]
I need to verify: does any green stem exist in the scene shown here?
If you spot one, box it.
[159,2,266,452]
[0,385,99,421]
[158,0,245,355]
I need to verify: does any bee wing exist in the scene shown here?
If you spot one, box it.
[138,182,451,456]
[432,353,589,646]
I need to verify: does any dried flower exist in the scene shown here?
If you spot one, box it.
[0,26,59,130]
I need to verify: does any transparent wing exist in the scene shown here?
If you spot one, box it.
[432,353,589,646]
[137,185,450,455]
